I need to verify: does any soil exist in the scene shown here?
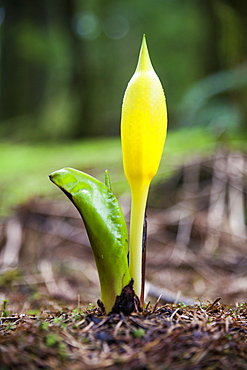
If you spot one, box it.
[0,298,247,369]
[0,149,247,369]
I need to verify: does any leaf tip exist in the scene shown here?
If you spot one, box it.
[104,170,112,191]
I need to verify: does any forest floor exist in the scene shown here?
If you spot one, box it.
[0,148,247,369]
[1,297,247,369]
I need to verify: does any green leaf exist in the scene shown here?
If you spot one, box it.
[49,167,130,313]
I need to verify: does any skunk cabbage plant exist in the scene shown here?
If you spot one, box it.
[121,35,167,300]
[49,35,167,313]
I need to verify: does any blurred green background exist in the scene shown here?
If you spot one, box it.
[1,0,246,140]
[0,0,247,214]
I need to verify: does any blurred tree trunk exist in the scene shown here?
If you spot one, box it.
[0,0,48,125]
[223,0,247,128]
[198,0,247,132]
[0,0,96,138]
[199,0,221,75]
[217,0,247,128]
[199,0,247,70]
[63,0,94,138]
[221,0,247,60]
[66,0,107,138]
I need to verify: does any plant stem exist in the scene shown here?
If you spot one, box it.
[141,212,147,307]
[129,182,150,301]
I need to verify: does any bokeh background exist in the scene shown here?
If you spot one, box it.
[0,0,247,313]
[1,0,247,140]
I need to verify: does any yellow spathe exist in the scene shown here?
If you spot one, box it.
[121,35,167,300]
[121,35,167,187]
